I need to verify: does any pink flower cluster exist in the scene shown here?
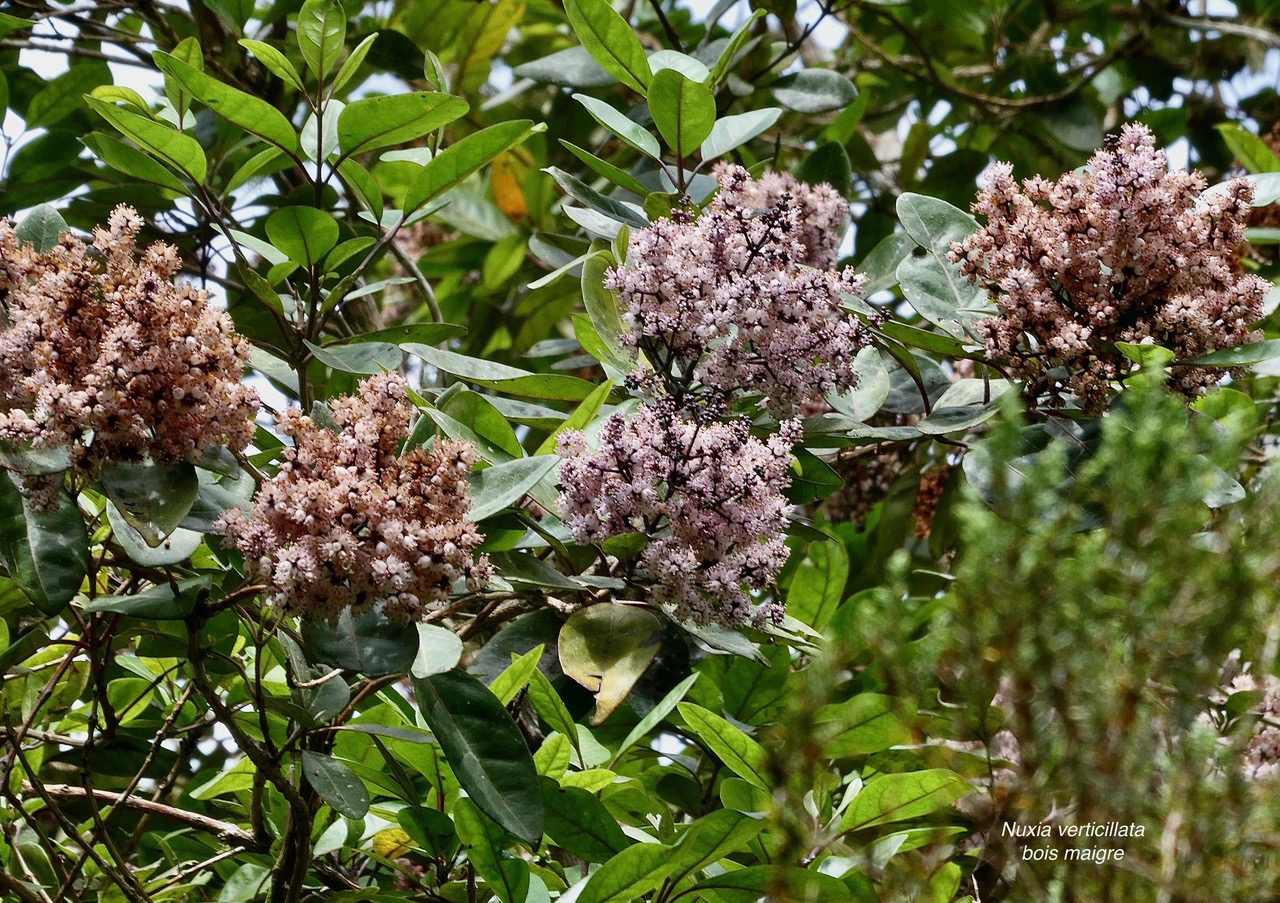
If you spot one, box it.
[217,373,491,624]
[606,165,875,415]
[557,400,800,627]
[713,163,850,269]
[0,206,259,471]
[950,123,1267,414]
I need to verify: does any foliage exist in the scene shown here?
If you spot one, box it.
[2,1,1280,902]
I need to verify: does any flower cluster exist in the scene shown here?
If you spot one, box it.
[712,163,851,269]
[0,206,260,471]
[217,373,490,624]
[557,400,800,627]
[606,165,876,415]
[949,123,1267,414]
[1219,670,1280,780]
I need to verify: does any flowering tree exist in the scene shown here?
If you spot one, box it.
[2,1,1280,902]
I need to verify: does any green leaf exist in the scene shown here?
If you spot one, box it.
[82,576,210,619]
[874,320,969,357]
[15,205,67,253]
[534,379,614,456]
[154,52,300,154]
[302,99,342,162]
[335,157,385,220]
[443,390,524,460]
[700,108,781,161]
[412,623,464,678]
[677,866,852,903]
[896,252,982,338]
[561,141,652,197]
[772,68,857,113]
[427,409,515,465]
[612,672,699,765]
[225,146,290,195]
[106,502,202,567]
[28,62,110,127]
[405,120,540,211]
[564,0,652,94]
[0,442,70,476]
[100,460,200,546]
[650,55,712,85]
[1216,123,1280,174]
[82,133,189,194]
[303,751,370,819]
[828,346,890,422]
[266,206,340,267]
[896,193,979,256]
[526,668,580,755]
[541,776,632,863]
[708,9,765,85]
[88,85,153,115]
[454,799,531,903]
[1116,341,1176,370]
[85,96,208,183]
[182,466,257,532]
[405,343,596,400]
[677,702,769,789]
[840,769,970,833]
[302,606,419,676]
[559,604,663,725]
[545,166,648,229]
[238,39,307,92]
[0,13,33,40]
[349,323,467,348]
[0,474,89,614]
[858,231,913,295]
[513,46,615,89]
[582,255,626,356]
[468,456,558,522]
[414,668,545,844]
[304,339,402,374]
[338,92,469,158]
[667,810,766,885]
[573,95,661,159]
[331,33,378,95]
[297,0,346,79]
[579,843,673,903]
[816,693,913,757]
[1186,339,1280,367]
[489,647,544,706]
[786,539,848,631]
[797,141,852,197]
[648,69,716,159]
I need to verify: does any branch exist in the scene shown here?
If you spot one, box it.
[29,784,262,849]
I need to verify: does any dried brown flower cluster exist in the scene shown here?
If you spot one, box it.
[1218,669,1280,781]
[217,373,491,624]
[950,124,1267,414]
[822,444,912,528]
[0,206,259,471]
[912,463,953,540]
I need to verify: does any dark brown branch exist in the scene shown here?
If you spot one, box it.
[30,784,262,849]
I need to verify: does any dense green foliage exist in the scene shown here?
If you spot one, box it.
[3,1,1280,902]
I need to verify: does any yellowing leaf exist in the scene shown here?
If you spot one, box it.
[373,827,413,858]
[492,151,529,219]
[558,604,662,724]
